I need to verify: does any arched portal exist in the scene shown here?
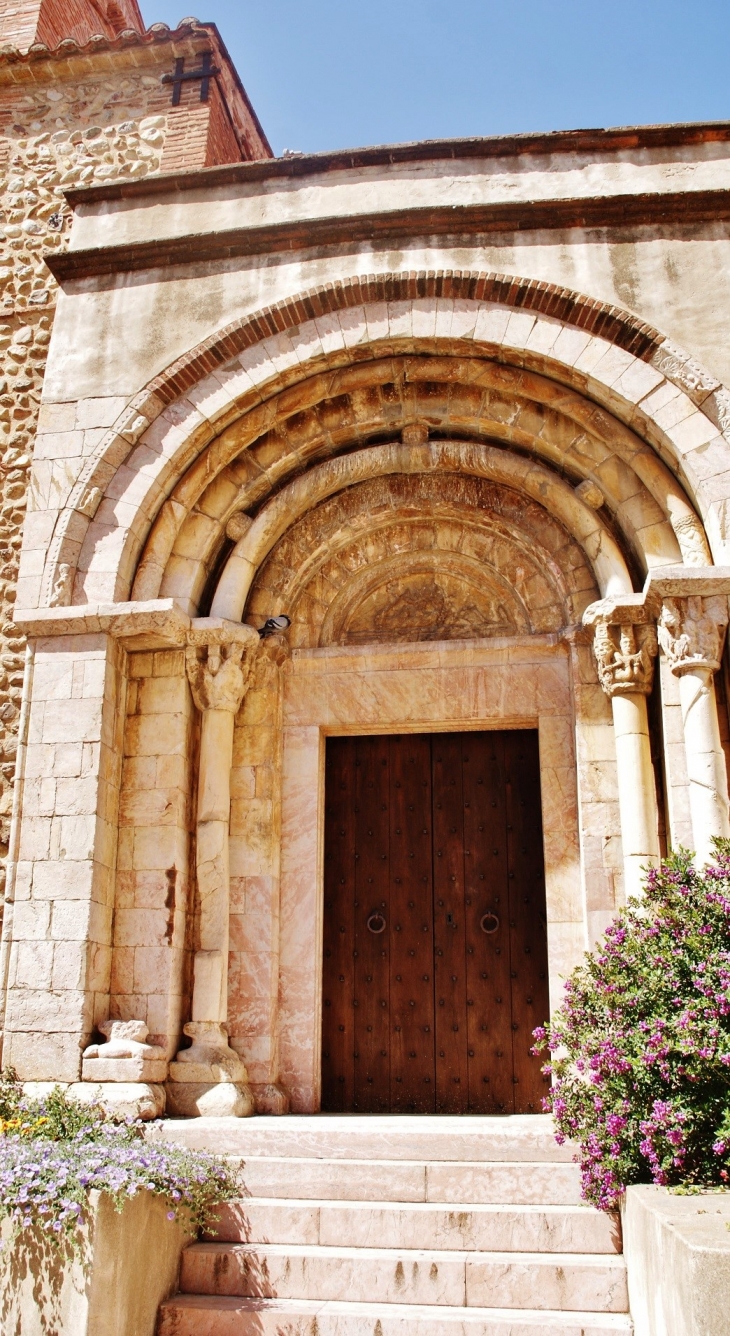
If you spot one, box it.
[7,275,730,1113]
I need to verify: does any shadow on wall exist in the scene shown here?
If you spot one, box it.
[0,1189,189,1336]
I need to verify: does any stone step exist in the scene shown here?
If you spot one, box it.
[157,1113,573,1163]
[226,1156,583,1205]
[180,1242,628,1312]
[210,1197,620,1254]
[158,1294,634,1335]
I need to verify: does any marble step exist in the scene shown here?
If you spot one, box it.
[158,1294,634,1335]
[158,1113,573,1163]
[225,1156,583,1205]
[180,1242,628,1312]
[210,1197,620,1254]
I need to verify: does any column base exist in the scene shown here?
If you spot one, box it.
[68,1081,166,1121]
[165,1080,255,1118]
[251,1082,290,1115]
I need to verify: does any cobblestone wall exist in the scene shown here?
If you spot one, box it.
[0,68,169,899]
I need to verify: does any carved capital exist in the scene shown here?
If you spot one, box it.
[185,618,260,713]
[591,619,658,697]
[658,595,729,676]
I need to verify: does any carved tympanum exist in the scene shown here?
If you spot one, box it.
[658,596,729,676]
[592,620,658,697]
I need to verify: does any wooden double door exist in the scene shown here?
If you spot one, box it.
[321,730,550,1114]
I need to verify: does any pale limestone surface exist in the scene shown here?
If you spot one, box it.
[158,1114,629,1333]
[622,1185,730,1336]
[5,130,730,1118]
[0,1188,189,1336]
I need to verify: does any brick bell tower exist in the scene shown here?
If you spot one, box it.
[0,0,146,52]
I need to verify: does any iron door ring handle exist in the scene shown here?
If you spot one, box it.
[367,912,386,934]
[480,912,500,935]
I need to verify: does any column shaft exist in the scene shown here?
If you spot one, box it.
[678,667,730,863]
[194,707,235,1022]
[611,692,660,898]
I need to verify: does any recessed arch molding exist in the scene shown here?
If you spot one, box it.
[35,269,730,612]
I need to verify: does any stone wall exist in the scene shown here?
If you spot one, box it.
[0,68,170,911]
[0,31,260,922]
[113,648,193,1057]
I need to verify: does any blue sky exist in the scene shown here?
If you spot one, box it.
[139,1,730,156]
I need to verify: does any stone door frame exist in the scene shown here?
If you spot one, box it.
[277,632,586,1112]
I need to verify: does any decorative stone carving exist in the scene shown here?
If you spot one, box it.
[657,595,729,676]
[49,562,72,607]
[185,623,258,713]
[671,514,712,567]
[575,479,605,510]
[82,1019,168,1084]
[225,510,253,542]
[402,421,429,445]
[76,484,103,519]
[592,620,658,697]
[249,474,596,649]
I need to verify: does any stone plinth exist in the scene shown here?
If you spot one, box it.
[167,1020,254,1118]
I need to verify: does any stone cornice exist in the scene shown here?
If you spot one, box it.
[62,120,730,206]
[45,190,730,284]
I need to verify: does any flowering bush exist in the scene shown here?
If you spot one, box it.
[0,1072,240,1245]
[534,844,730,1210]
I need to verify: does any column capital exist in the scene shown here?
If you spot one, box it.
[185,617,260,714]
[592,619,658,698]
[657,594,729,676]
[583,601,657,698]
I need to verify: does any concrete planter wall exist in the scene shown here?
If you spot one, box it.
[622,1184,730,1336]
[0,1189,190,1336]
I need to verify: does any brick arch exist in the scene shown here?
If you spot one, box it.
[38,269,730,609]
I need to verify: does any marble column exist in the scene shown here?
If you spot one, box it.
[167,618,260,1118]
[658,595,730,864]
[588,614,660,899]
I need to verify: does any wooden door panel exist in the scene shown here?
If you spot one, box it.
[390,735,435,1113]
[462,732,515,1113]
[321,729,550,1116]
[321,738,356,1112]
[353,736,391,1112]
[504,731,551,1114]
[432,735,468,1114]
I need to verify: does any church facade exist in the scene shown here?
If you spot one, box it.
[2,0,730,1120]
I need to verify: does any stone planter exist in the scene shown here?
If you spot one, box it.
[0,1188,191,1336]
[622,1183,730,1336]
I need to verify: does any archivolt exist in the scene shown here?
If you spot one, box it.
[135,352,698,617]
[210,440,630,621]
[40,271,730,611]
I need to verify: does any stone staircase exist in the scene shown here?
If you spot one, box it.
[156,1115,632,1335]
